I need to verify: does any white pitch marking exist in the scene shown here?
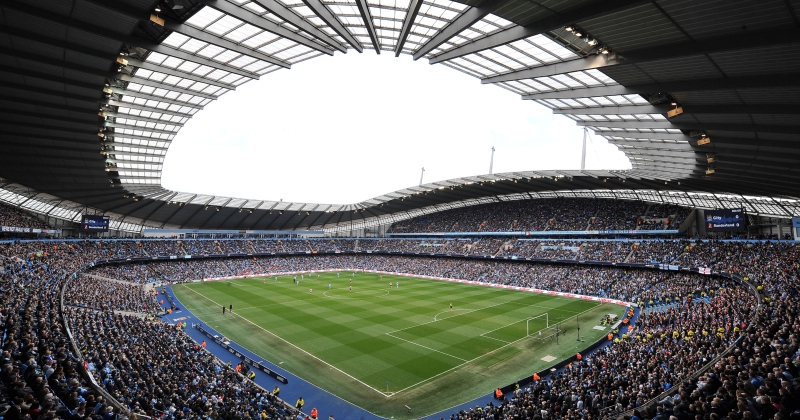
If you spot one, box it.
[384,332,468,362]
[386,302,605,397]
[433,308,470,321]
[180,285,391,397]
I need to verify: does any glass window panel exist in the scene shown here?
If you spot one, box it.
[529,34,576,60]
[179,38,207,53]
[224,23,261,42]
[585,68,615,84]
[242,32,279,49]
[186,7,225,28]
[550,74,584,88]
[205,15,244,35]
[196,44,226,59]
[161,32,190,48]
[213,50,241,63]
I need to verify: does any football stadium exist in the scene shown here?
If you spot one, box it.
[1,0,800,419]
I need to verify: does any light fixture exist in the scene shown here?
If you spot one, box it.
[574,31,582,37]
[587,38,597,46]
[565,25,574,32]
[154,6,162,12]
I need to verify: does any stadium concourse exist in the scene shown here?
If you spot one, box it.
[1,202,799,420]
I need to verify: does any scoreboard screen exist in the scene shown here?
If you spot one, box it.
[81,215,110,232]
[705,208,745,232]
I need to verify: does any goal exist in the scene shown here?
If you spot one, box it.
[526,313,550,338]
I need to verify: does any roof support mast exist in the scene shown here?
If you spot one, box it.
[581,128,588,171]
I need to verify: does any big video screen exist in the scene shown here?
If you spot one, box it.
[81,215,110,232]
[705,208,745,232]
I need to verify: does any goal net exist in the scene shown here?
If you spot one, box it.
[525,312,550,336]
[527,313,553,340]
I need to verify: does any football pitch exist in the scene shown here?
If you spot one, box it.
[173,271,620,419]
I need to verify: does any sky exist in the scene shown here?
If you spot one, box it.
[161,53,631,205]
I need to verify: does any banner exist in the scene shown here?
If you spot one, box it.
[1,226,61,234]
[199,268,633,308]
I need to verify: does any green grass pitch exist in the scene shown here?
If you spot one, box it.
[173,271,621,419]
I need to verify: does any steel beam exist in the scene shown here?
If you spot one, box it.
[580,121,683,130]
[395,0,424,56]
[526,75,800,100]
[121,62,235,93]
[0,13,259,79]
[554,104,667,115]
[0,25,116,62]
[483,54,617,84]
[2,0,288,70]
[701,136,800,150]
[673,105,800,116]
[593,131,689,141]
[522,85,631,100]
[244,0,346,53]
[75,0,297,67]
[103,111,184,127]
[116,74,229,97]
[556,104,800,116]
[427,0,649,63]
[0,64,102,91]
[581,120,800,135]
[0,110,96,128]
[107,87,203,110]
[302,0,363,52]
[355,0,381,52]
[607,139,695,151]
[413,0,509,60]
[108,99,193,118]
[0,81,101,105]
[482,26,800,84]
[105,122,178,136]
[0,47,117,82]
[124,46,258,80]
[0,96,100,115]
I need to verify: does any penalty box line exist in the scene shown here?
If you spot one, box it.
[384,332,468,362]
[387,302,605,397]
[180,285,392,398]
[479,313,551,344]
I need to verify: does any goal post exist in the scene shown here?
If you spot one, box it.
[526,313,549,337]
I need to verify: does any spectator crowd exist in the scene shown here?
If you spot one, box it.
[389,198,692,233]
[1,230,799,419]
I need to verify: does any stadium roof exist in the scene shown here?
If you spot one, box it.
[0,0,799,232]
